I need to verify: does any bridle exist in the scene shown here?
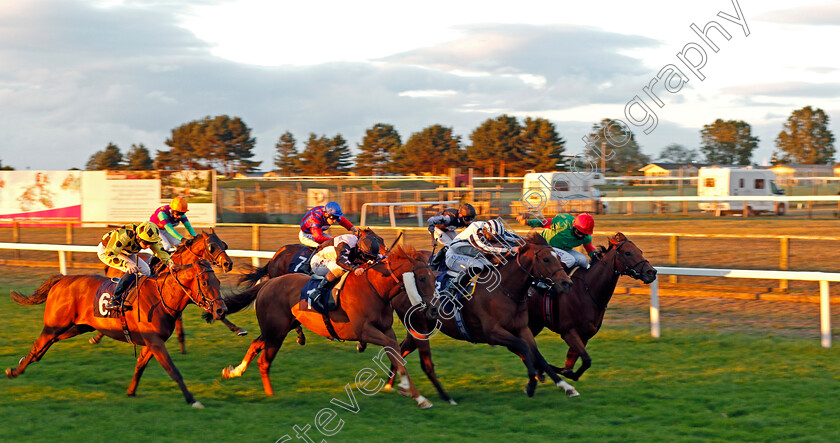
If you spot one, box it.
[516,244,568,292]
[178,234,230,270]
[609,240,650,279]
[363,256,432,308]
[155,265,224,316]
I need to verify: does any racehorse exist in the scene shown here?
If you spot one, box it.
[217,245,438,408]
[384,232,579,399]
[528,232,657,383]
[5,260,226,407]
[236,227,385,288]
[93,229,242,352]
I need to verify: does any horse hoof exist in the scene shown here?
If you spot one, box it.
[416,396,433,409]
[222,366,235,379]
[567,389,580,398]
[536,373,546,383]
[382,383,393,392]
[236,329,248,336]
[127,392,136,397]
[192,401,204,409]
[448,399,458,406]
[356,343,366,353]
[5,368,16,379]
[525,381,536,398]
[297,335,306,346]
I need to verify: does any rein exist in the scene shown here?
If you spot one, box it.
[154,267,221,318]
[179,235,228,269]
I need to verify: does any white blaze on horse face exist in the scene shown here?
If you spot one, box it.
[402,272,423,306]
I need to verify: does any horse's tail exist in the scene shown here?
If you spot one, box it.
[237,263,269,288]
[202,279,268,323]
[10,275,64,306]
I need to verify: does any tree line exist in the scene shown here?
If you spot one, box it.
[82,106,834,175]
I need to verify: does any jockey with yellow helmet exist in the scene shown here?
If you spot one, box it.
[151,196,196,251]
[97,221,173,310]
[517,212,597,269]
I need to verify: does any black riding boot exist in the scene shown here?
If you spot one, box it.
[431,247,447,271]
[312,273,339,311]
[105,272,137,311]
[454,267,482,293]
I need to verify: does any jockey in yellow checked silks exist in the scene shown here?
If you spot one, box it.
[97,221,174,310]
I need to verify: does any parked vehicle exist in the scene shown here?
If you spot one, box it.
[697,167,785,216]
[521,172,607,213]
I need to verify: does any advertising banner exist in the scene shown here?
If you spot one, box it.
[0,171,82,226]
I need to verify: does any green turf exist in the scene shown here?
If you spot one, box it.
[1,276,839,443]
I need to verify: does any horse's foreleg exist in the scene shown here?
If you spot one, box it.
[360,326,431,409]
[126,346,154,396]
[145,340,200,407]
[384,334,418,391]
[223,336,265,379]
[561,329,591,382]
[487,327,540,397]
[175,318,186,354]
[6,325,75,379]
[520,329,578,398]
[221,317,248,336]
[416,337,456,405]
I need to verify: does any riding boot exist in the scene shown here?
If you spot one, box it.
[431,247,447,271]
[455,267,482,293]
[312,272,339,311]
[105,272,137,311]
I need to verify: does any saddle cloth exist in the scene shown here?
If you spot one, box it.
[289,247,315,274]
[93,278,121,318]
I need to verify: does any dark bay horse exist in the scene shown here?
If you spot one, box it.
[95,229,242,352]
[6,260,227,407]
[218,246,438,408]
[528,232,657,383]
[385,232,579,399]
[236,227,385,288]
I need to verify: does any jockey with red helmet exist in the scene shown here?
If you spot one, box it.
[517,212,597,269]
[299,201,358,248]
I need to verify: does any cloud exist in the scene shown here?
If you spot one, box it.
[756,3,840,26]
[720,82,840,98]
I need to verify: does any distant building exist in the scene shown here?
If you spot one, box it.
[768,164,836,184]
[637,162,704,184]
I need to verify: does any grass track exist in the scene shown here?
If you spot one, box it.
[2,273,840,442]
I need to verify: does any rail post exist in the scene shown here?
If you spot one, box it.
[58,251,67,275]
[251,225,260,267]
[669,235,679,283]
[13,222,20,259]
[780,237,789,291]
[650,278,660,338]
[66,222,73,263]
[820,280,831,348]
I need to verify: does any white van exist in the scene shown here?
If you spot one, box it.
[521,172,607,213]
[697,167,785,215]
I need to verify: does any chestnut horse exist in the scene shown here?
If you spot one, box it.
[528,232,657,383]
[218,246,438,408]
[95,229,242,352]
[6,260,227,407]
[385,232,579,399]
[236,227,384,288]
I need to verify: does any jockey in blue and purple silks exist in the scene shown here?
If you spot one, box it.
[299,201,358,248]
[151,196,196,251]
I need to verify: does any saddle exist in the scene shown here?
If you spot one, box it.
[299,272,350,314]
[93,278,138,318]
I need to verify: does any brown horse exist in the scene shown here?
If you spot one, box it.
[95,229,242,352]
[528,232,657,383]
[218,245,438,408]
[236,227,385,288]
[6,260,227,407]
[385,232,579,399]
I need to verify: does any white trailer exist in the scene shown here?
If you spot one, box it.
[697,167,785,215]
[521,172,607,213]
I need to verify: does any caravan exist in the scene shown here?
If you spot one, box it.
[520,172,607,214]
[697,167,785,215]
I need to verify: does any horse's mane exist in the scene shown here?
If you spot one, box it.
[602,232,628,251]
[387,244,423,262]
[524,231,548,246]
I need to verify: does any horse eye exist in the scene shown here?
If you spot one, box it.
[625,251,631,256]
[543,258,549,263]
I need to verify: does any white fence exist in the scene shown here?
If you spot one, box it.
[652,267,839,348]
[1,242,836,348]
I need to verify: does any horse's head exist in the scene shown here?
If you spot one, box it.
[381,245,437,308]
[521,232,573,294]
[357,227,387,254]
[184,229,233,273]
[603,233,657,284]
[171,259,228,320]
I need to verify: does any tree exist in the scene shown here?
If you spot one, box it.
[585,119,649,174]
[124,144,154,170]
[157,115,261,174]
[391,125,463,175]
[86,142,123,170]
[518,117,566,171]
[700,119,759,165]
[657,143,698,163]
[0,159,13,170]
[297,133,353,175]
[355,123,402,175]
[773,106,835,164]
[274,131,300,176]
[468,115,524,176]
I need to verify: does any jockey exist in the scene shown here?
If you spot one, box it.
[309,234,383,309]
[98,221,174,310]
[151,196,196,251]
[299,201,358,248]
[427,203,477,246]
[516,212,597,269]
[445,219,521,287]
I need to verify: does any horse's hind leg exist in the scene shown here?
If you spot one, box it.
[258,339,284,396]
[560,329,591,381]
[89,332,105,344]
[223,335,265,379]
[126,346,154,396]
[6,324,77,378]
[520,329,578,397]
[486,327,540,397]
[221,317,248,336]
[175,318,186,354]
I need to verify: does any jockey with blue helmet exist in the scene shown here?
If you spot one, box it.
[299,201,358,248]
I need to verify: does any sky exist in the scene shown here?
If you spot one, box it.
[1,0,839,171]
